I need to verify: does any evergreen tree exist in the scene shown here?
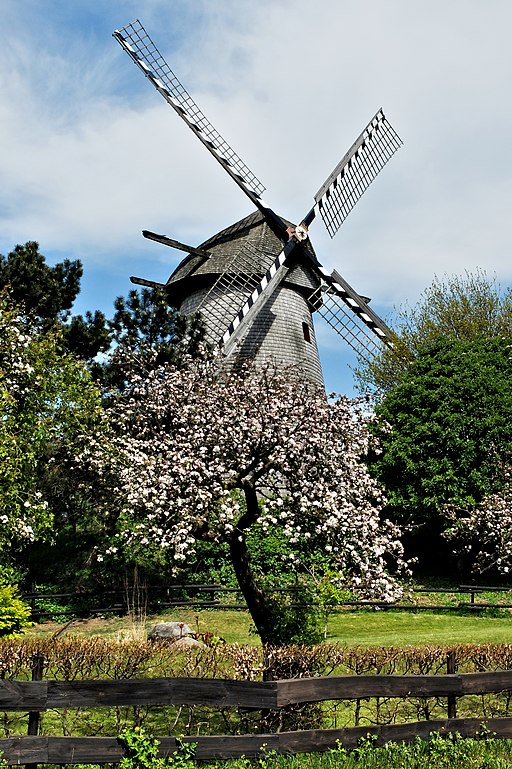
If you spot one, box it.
[95,287,206,388]
[0,241,81,325]
[0,241,109,360]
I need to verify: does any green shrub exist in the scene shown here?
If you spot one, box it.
[119,727,196,769]
[263,591,323,646]
[31,585,78,623]
[0,584,32,636]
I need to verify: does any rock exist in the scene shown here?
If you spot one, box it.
[171,636,205,650]
[148,621,195,642]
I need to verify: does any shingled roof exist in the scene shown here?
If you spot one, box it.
[165,210,320,307]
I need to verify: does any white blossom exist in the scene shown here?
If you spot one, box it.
[82,355,408,600]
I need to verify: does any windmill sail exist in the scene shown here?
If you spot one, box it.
[192,239,290,348]
[217,240,297,354]
[113,20,266,209]
[302,109,402,238]
[315,293,384,363]
[309,268,394,363]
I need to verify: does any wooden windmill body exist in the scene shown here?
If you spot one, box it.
[163,211,324,386]
[114,20,401,388]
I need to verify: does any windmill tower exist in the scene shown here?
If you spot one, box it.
[114,20,401,388]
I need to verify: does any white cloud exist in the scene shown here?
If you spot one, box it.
[2,0,512,392]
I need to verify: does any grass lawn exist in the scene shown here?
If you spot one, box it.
[327,608,512,646]
[26,606,512,647]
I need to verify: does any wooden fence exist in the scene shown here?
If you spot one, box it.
[21,583,512,620]
[2,669,512,763]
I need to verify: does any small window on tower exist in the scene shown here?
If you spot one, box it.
[302,322,311,343]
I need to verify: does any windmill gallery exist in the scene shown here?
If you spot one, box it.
[114,19,401,388]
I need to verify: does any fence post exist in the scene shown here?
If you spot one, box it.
[25,653,44,769]
[446,650,457,719]
[30,583,37,621]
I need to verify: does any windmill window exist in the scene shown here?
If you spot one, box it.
[302,322,311,343]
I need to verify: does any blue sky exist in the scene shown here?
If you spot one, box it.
[2,1,512,395]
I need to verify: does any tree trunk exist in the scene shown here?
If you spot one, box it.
[229,527,276,646]
[228,483,275,646]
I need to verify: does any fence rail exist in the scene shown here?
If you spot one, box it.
[4,671,512,712]
[4,720,512,763]
[2,670,512,763]
[21,583,512,620]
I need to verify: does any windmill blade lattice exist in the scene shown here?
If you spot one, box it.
[308,265,394,363]
[220,237,303,353]
[113,20,266,205]
[305,110,402,238]
[311,285,389,364]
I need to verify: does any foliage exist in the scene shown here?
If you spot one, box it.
[63,309,111,361]
[328,731,511,769]
[259,568,355,646]
[369,337,512,560]
[259,584,324,646]
[0,583,32,637]
[0,241,82,326]
[0,295,104,564]
[79,354,408,644]
[119,726,163,769]
[0,245,207,591]
[110,288,204,361]
[119,727,196,769]
[313,570,354,640]
[29,585,79,623]
[314,570,353,610]
[5,739,511,769]
[0,242,206,377]
[180,516,335,593]
[356,270,512,394]
[165,738,512,768]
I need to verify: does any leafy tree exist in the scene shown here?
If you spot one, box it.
[356,270,512,394]
[80,354,408,645]
[0,244,205,589]
[0,241,110,360]
[0,583,32,637]
[369,336,512,570]
[0,294,104,570]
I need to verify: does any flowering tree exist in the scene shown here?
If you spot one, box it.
[443,476,512,575]
[0,294,103,562]
[85,353,407,644]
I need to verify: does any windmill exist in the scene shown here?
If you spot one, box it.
[113,19,401,388]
